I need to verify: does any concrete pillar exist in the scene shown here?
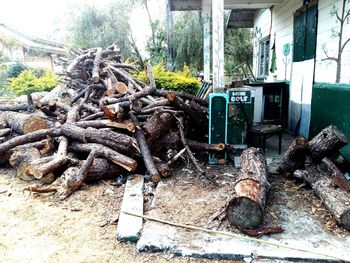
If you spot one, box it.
[212,0,224,91]
[202,0,211,82]
[166,0,174,71]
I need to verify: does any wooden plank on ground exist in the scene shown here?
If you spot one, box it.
[116,174,144,243]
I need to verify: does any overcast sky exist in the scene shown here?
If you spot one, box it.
[0,0,165,53]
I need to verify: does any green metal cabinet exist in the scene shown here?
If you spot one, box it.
[208,93,229,163]
[226,88,255,146]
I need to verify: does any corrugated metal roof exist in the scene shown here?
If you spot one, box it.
[0,23,67,56]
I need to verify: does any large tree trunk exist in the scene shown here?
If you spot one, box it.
[294,156,350,230]
[309,125,348,162]
[227,147,270,229]
[0,111,49,134]
[278,137,308,175]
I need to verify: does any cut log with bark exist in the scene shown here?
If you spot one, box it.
[92,47,102,83]
[130,112,160,183]
[143,111,175,141]
[9,146,41,181]
[104,66,128,95]
[322,157,350,192]
[167,92,208,131]
[294,156,350,230]
[59,149,97,199]
[0,45,217,199]
[0,111,49,134]
[227,147,270,229]
[0,128,11,137]
[0,128,61,155]
[60,123,137,154]
[103,101,130,122]
[186,140,225,152]
[309,125,348,162]
[153,89,209,107]
[87,158,122,181]
[26,137,68,180]
[69,142,137,171]
[278,136,308,175]
[75,119,135,132]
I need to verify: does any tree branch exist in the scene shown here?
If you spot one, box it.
[335,11,342,23]
[342,37,350,52]
[344,9,350,21]
[321,49,338,62]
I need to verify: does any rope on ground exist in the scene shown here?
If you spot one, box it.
[123,211,348,262]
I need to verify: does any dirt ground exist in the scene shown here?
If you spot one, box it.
[0,167,233,263]
[1,158,348,262]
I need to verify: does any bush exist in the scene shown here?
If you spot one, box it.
[6,62,28,78]
[8,70,58,96]
[135,64,200,95]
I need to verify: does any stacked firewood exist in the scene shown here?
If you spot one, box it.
[0,46,225,199]
[278,125,350,230]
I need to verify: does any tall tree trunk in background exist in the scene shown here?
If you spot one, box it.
[143,0,156,46]
[129,29,145,69]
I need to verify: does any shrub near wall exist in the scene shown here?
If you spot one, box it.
[8,70,58,96]
[135,64,201,95]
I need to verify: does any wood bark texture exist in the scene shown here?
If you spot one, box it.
[227,147,270,229]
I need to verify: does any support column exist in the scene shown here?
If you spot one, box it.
[166,0,174,71]
[212,0,225,91]
[202,0,211,82]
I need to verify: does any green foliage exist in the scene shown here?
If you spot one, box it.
[8,70,58,96]
[6,62,28,78]
[224,28,253,73]
[146,20,168,65]
[67,2,133,57]
[173,11,203,71]
[136,64,200,94]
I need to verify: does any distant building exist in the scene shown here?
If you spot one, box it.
[0,22,67,71]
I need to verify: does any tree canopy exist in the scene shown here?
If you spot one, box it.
[65,2,253,75]
[67,1,133,58]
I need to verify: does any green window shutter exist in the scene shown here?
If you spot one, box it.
[293,8,306,62]
[293,0,318,62]
[304,3,318,60]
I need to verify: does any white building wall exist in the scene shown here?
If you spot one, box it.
[253,0,350,84]
[315,0,350,83]
[252,0,301,81]
[270,0,300,81]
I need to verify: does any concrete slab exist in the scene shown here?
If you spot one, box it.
[116,174,144,243]
[137,168,350,262]
[137,218,350,261]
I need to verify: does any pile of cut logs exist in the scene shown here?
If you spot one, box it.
[279,125,350,230]
[0,46,225,199]
[224,126,350,232]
